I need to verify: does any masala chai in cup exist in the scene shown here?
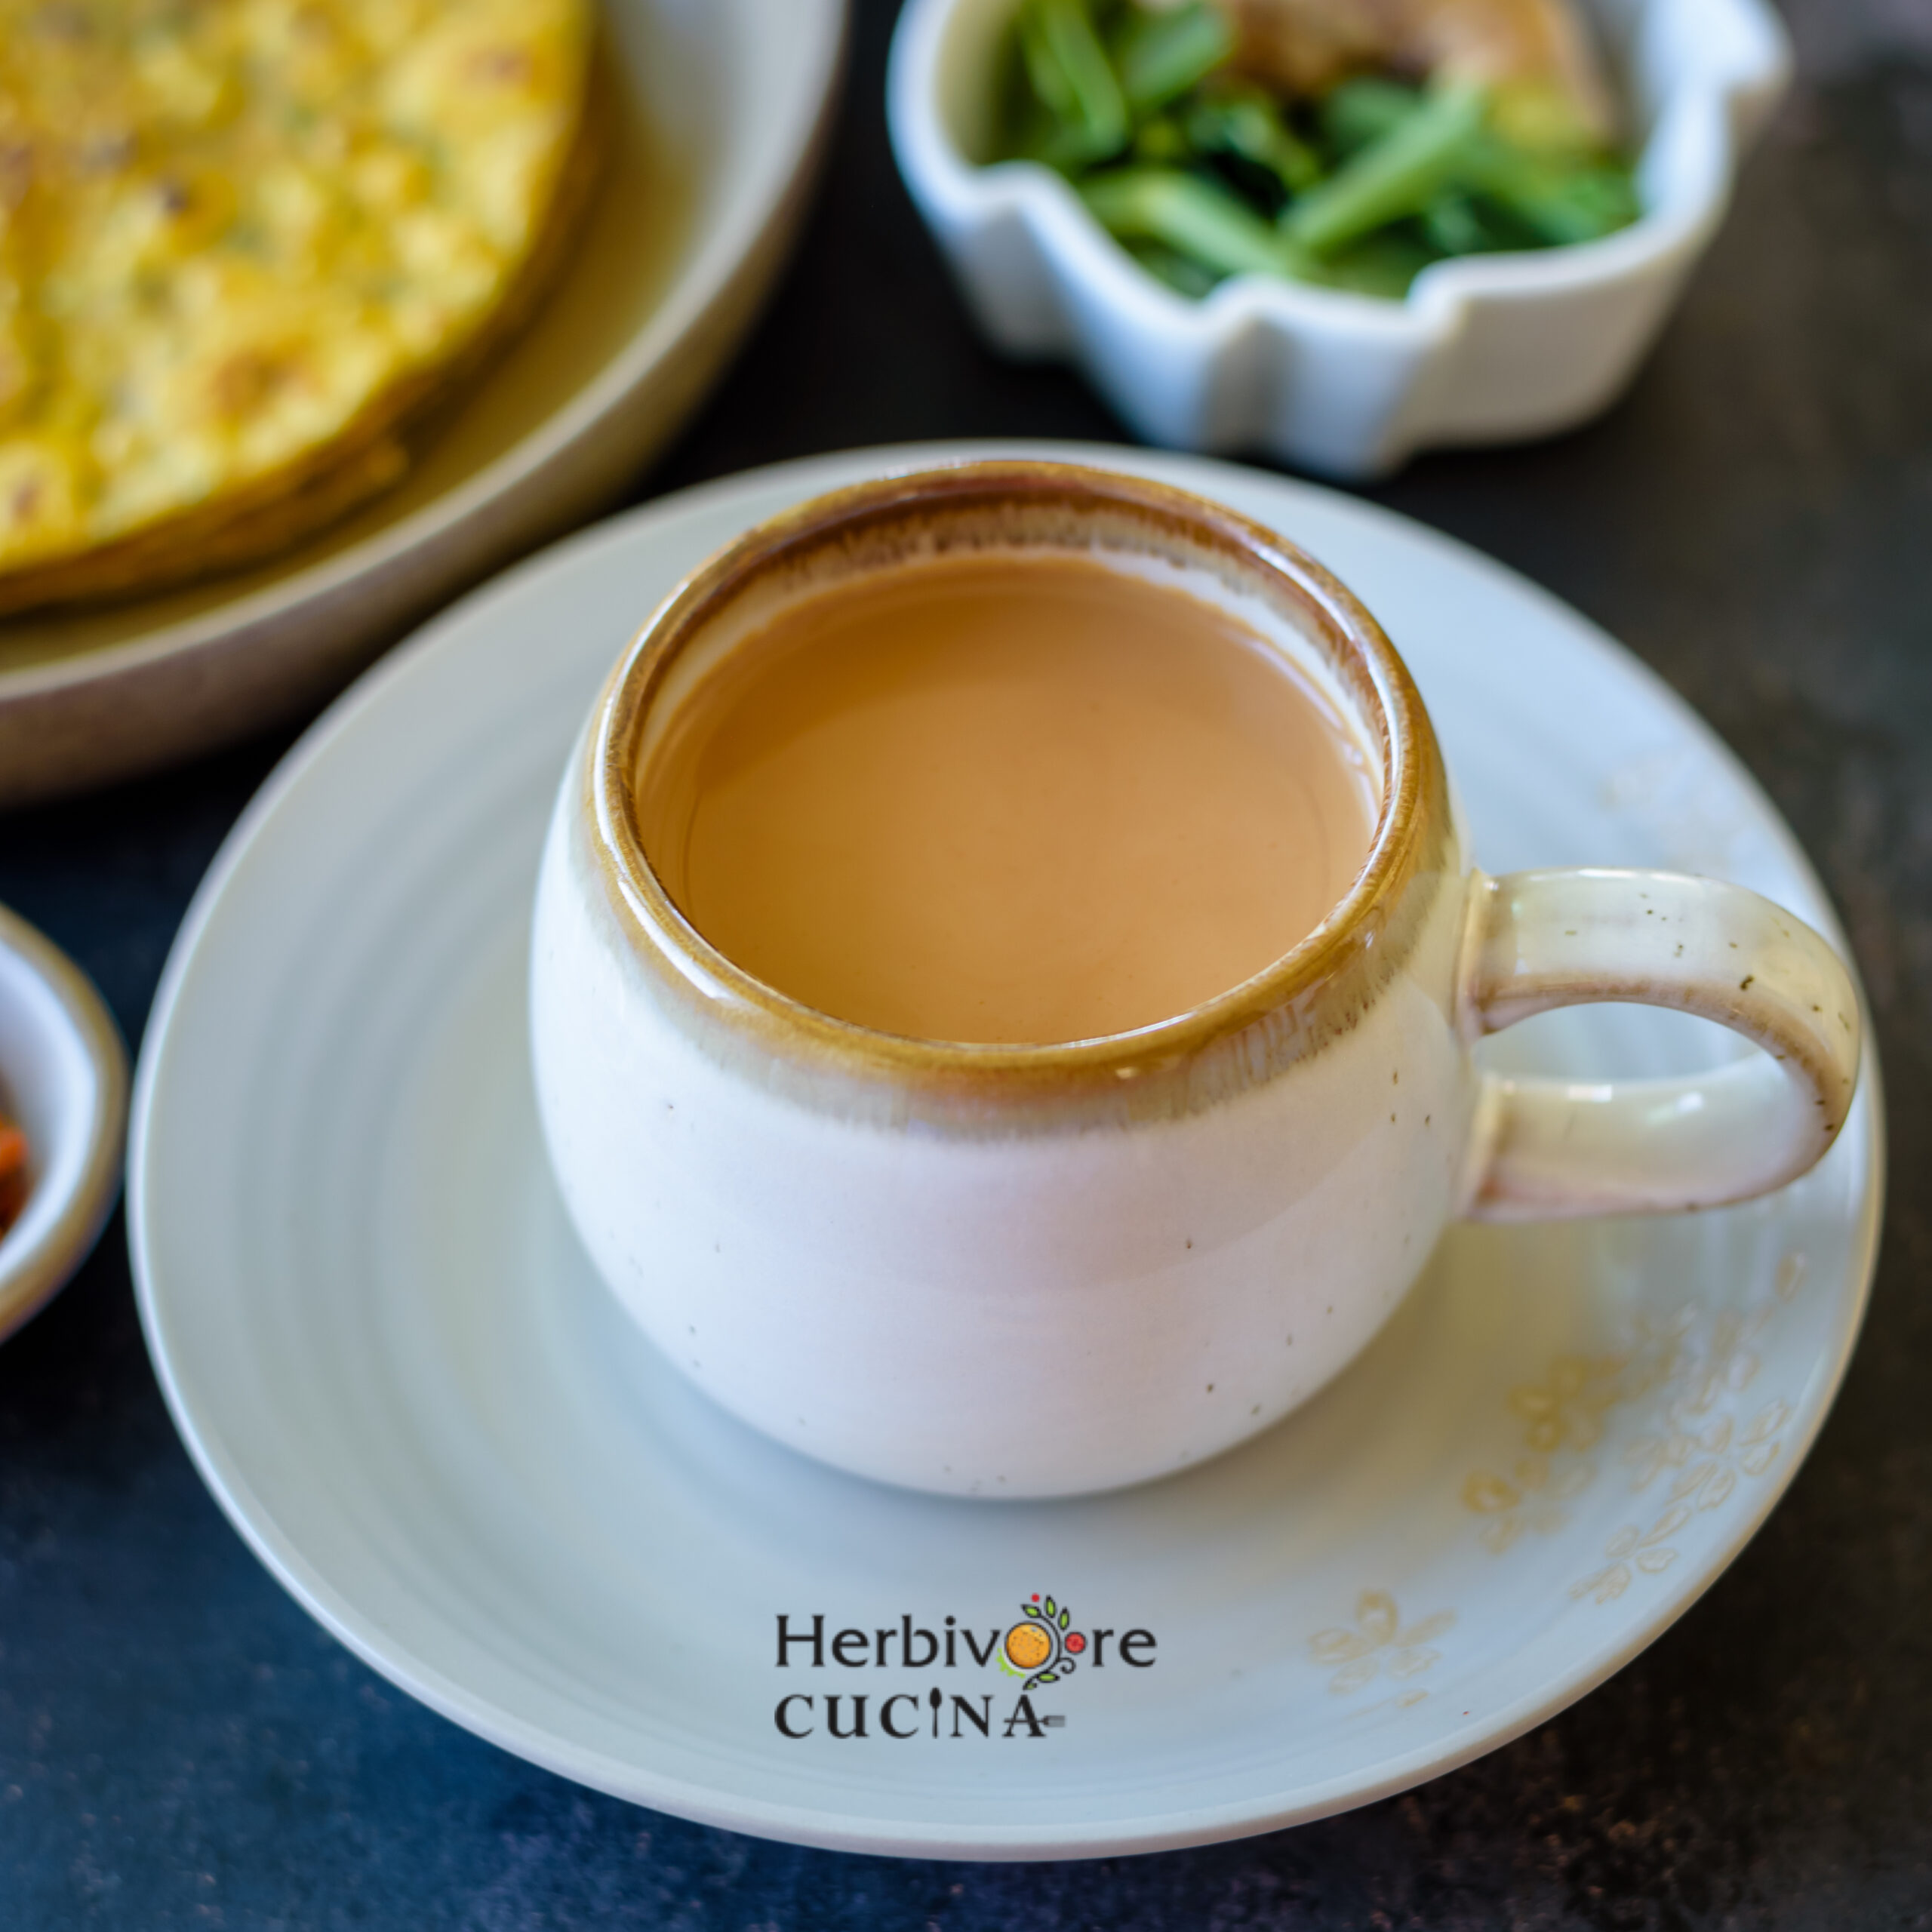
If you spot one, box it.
[632,551,1378,1045]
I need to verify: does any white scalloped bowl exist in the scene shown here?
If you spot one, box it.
[888,0,1789,478]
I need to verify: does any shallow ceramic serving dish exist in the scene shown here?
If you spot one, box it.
[888,0,1789,478]
[131,443,1881,1857]
[0,903,127,1343]
[0,0,847,811]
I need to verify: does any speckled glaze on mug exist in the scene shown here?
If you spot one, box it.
[530,463,1860,1498]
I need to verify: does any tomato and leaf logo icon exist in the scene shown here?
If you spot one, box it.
[1001,1592,1087,1690]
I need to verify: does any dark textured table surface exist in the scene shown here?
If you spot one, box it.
[4,1,1929,1924]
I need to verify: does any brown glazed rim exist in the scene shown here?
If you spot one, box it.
[588,460,1439,1101]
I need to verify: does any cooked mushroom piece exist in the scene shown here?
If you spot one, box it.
[1220,0,1618,147]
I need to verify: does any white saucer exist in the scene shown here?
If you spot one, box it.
[129,444,1883,1861]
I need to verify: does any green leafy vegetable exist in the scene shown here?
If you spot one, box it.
[1320,78,1420,155]
[991,0,1638,300]
[1081,168,1312,279]
[1180,90,1322,198]
[1016,0,1128,165]
[1281,82,1487,257]
[1112,1,1234,113]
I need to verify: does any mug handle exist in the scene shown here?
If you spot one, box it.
[1458,869,1863,1221]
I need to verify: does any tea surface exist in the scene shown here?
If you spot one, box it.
[637,553,1377,1043]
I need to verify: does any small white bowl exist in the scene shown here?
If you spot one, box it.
[0,903,128,1343]
[888,0,1789,478]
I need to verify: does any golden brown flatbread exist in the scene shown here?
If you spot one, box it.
[0,0,596,614]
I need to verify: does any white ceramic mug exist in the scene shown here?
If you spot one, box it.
[531,463,1860,1499]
